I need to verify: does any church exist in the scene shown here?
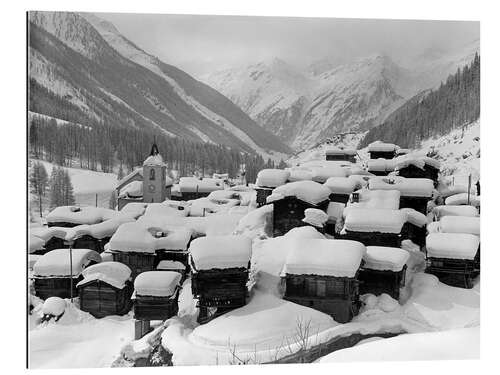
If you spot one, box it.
[115,143,173,210]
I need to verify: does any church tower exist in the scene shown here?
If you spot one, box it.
[142,142,167,203]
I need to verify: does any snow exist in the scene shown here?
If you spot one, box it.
[318,327,479,362]
[432,205,479,219]
[42,297,66,317]
[283,226,326,240]
[118,180,142,198]
[188,197,240,216]
[426,233,480,260]
[363,246,410,272]
[77,262,132,289]
[157,260,186,271]
[394,155,441,170]
[255,169,290,188]
[310,164,348,183]
[189,235,252,271]
[445,192,480,207]
[344,208,406,233]
[64,215,136,241]
[439,215,480,236]
[369,177,434,197]
[234,204,273,239]
[179,177,224,193]
[108,222,193,253]
[400,208,428,227]
[368,141,399,152]
[46,206,123,225]
[367,158,394,172]
[346,189,400,210]
[287,168,314,182]
[324,177,360,194]
[143,203,189,218]
[134,271,181,298]
[30,234,45,253]
[302,208,329,227]
[119,202,148,217]
[267,181,331,205]
[283,239,365,278]
[143,154,165,166]
[325,147,357,156]
[426,221,441,234]
[438,184,469,198]
[326,202,345,222]
[33,249,102,277]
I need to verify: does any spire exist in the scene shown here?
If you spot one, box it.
[150,138,159,156]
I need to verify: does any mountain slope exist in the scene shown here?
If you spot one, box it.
[28,11,291,157]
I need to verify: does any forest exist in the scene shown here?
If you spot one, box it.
[360,53,480,148]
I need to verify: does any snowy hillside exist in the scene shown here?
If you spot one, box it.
[203,41,479,149]
[28,12,291,158]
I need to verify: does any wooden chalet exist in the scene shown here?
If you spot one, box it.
[394,156,440,185]
[359,246,410,300]
[324,177,361,204]
[368,177,434,214]
[30,228,67,254]
[189,235,251,323]
[255,169,290,207]
[32,249,102,300]
[77,262,133,318]
[133,271,182,321]
[324,202,345,236]
[341,208,406,248]
[400,208,428,247]
[325,147,357,163]
[425,233,480,288]
[282,239,365,323]
[177,177,224,201]
[268,181,331,237]
[367,142,399,160]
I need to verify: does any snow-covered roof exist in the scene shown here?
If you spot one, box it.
[179,177,224,193]
[267,181,331,206]
[400,208,428,227]
[255,169,290,188]
[46,206,121,225]
[189,235,252,271]
[346,189,401,210]
[396,148,411,155]
[324,177,360,195]
[33,249,102,278]
[29,234,45,253]
[64,215,135,241]
[325,147,357,156]
[188,197,240,216]
[368,141,399,152]
[116,168,143,190]
[426,233,479,260]
[143,154,165,166]
[326,202,345,222]
[119,202,148,218]
[367,159,395,172]
[363,246,410,272]
[302,208,329,227]
[42,297,66,317]
[108,222,193,253]
[143,203,189,218]
[30,227,67,242]
[445,193,480,207]
[134,271,181,297]
[344,208,406,233]
[394,155,441,171]
[284,239,365,278]
[426,221,441,234]
[440,216,480,237]
[157,260,186,271]
[368,177,434,197]
[438,184,469,198]
[432,205,479,219]
[118,180,143,198]
[77,261,132,289]
[283,226,326,240]
[310,164,348,183]
[286,168,314,182]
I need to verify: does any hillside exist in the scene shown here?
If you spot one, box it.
[359,54,480,149]
[28,12,291,158]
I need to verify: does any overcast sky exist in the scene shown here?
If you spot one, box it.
[98,13,479,77]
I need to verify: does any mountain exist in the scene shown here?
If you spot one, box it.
[28,12,291,158]
[202,41,479,150]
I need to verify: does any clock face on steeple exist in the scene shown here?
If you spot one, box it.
[148,184,156,193]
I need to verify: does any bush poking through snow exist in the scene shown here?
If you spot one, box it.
[41,297,66,322]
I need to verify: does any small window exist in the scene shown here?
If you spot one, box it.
[149,169,156,181]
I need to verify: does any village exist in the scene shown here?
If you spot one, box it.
[28,139,480,366]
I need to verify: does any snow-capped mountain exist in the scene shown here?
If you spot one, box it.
[202,41,479,150]
[28,12,291,158]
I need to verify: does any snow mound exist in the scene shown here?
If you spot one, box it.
[302,208,329,227]
[267,181,331,205]
[42,297,66,316]
[255,168,290,188]
[324,177,360,194]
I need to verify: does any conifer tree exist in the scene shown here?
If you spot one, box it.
[29,161,49,217]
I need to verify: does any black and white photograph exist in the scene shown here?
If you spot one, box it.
[25,3,483,369]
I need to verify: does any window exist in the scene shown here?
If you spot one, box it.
[149,169,156,181]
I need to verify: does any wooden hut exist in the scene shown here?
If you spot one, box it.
[282,239,365,323]
[107,222,158,279]
[400,208,428,247]
[151,225,192,266]
[324,177,362,204]
[368,142,398,160]
[30,227,67,254]
[77,262,133,318]
[359,246,410,300]
[189,235,251,323]
[368,177,434,214]
[133,271,182,321]
[325,202,345,236]
[425,233,480,288]
[325,147,357,163]
[268,181,331,237]
[255,169,290,207]
[394,156,440,185]
[341,208,406,247]
[346,189,401,210]
[32,249,102,300]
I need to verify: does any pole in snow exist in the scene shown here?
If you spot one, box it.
[64,240,75,303]
[95,193,98,207]
[467,174,471,205]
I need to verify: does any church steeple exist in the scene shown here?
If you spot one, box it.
[150,138,160,156]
